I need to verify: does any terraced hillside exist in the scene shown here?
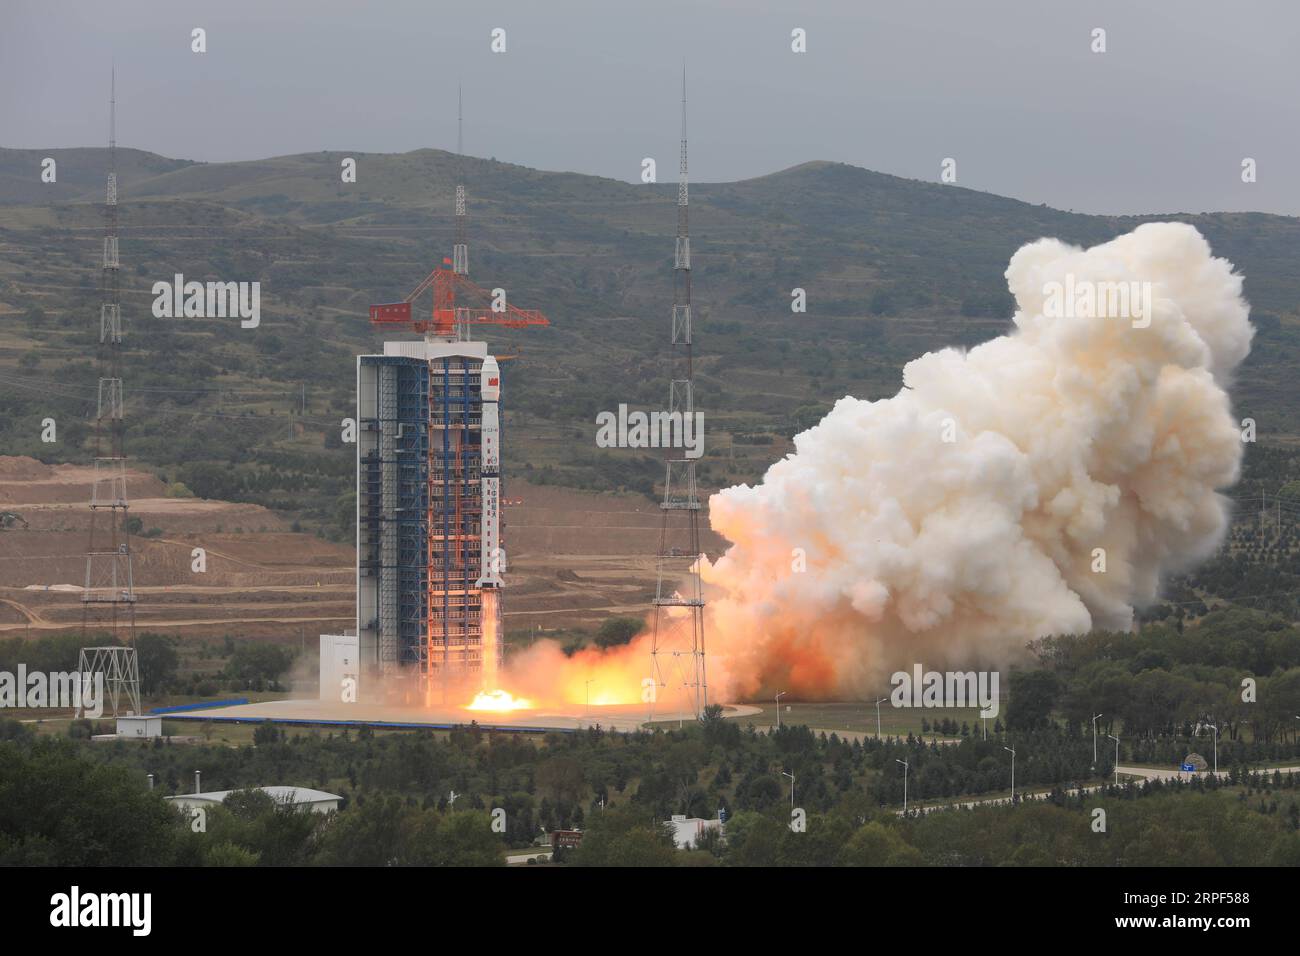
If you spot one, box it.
[2,146,1299,539]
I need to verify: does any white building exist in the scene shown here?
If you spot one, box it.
[669,814,722,850]
[116,715,161,739]
[166,786,342,815]
[319,632,359,702]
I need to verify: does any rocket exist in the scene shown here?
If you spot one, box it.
[476,355,504,588]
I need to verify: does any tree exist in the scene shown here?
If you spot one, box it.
[334,490,356,539]
[722,811,783,866]
[777,814,855,866]
[737,773,782,810]
[535,756,585,806]
[701,704,740,748]
[594,617,642,649]
[1279,480,1300,507]
[432,811,505,866]
[315,795,407,866]
[0,738,180,866]
[225,642,295,688]
[1006,670,1060,731]
[135,633,180,695]
[253,722,283,746]
[223,788,278,819]
[569,804,677,867]
[838,820,922,866]
[204,841,260,866]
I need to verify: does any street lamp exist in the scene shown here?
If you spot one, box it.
[1206,723,1218,775]
[776,691,786,730]
[896,759,910,813]
[1108,734,1120,786]
[781,770,795,811]
[1003,746,1015,803]
[1091,712,1103,767]
[875,696,887,738]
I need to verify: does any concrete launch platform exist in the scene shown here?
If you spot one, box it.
[158,698,761,734]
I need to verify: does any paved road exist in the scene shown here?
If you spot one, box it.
[1123,764,1297,782]
[0,612,353,633]
[903,764,1300,815]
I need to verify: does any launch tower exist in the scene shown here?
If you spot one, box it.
[358,99,547,703]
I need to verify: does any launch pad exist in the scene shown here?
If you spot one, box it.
[158,698,761,734]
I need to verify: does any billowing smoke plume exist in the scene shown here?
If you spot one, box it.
[699,223,1253,700]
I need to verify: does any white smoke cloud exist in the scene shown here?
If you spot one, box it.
[701,223,1254,700]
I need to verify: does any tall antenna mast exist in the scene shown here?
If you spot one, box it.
[453,84,468,278]
[678,62,689,261]
[650,63,707,720]
[81,66,140,716]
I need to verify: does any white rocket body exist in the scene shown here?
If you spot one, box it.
[476,356,504,588]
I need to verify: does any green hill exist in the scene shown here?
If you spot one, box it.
[2,146,1298,533]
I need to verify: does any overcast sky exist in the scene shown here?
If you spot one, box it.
[3,0,1298,216]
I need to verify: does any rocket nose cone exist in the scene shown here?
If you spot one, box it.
[481,356,501,399]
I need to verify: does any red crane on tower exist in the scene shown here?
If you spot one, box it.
[369,260,548,339]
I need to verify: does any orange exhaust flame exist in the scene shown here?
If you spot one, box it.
[484,627,681,711]
[465,689,533,712]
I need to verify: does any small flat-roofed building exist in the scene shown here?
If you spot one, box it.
[116,715,162,739]
[166,786,342,815]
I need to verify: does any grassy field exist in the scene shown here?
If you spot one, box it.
[18,713,267,746]
[1121,759,1300,772]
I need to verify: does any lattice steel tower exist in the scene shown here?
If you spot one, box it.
[649,68,707,720]
[82,70,138,655]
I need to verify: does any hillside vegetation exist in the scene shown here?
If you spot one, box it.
[2,146,1299,533]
